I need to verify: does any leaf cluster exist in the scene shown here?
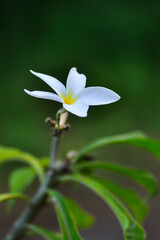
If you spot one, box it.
[0,131,160,240]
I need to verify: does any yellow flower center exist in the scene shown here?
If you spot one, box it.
[61,92,77,105]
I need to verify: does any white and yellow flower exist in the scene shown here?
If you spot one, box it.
[24,67,120,117]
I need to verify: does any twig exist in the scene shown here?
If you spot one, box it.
[50,135,59,169]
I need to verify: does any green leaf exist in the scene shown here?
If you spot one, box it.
[0,193,29,202]
[48,190,83,240]
[56,207,70,240]
[27,224,61,240]
[6,157,50,211]
[66,198,94,229]
[9,167,35,193]
[0,146,44,181]
[7,167,36,211]
[9,156,50,194]
[40,157,50,168]
[60,175,146,240]
[74,131,160,161]
[74,161,157,196]
[88,175,148,223]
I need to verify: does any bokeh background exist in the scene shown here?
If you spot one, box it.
[1,0,160,239]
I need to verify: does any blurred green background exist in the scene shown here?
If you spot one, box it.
[1,0,160,239]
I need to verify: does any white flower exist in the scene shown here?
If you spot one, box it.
[24,67,120,117]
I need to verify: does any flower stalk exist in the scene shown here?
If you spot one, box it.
[56,108,66,129]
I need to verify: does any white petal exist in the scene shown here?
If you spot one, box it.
[63,100,89,117]
[79,87,120,106]
[24,89,63,103]
[66,67,86,97]
[30,70,66,97]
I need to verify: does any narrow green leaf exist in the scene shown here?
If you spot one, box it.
[48,190,83,240]
[88,175,148,223]
[56,207,70,240]
[60,174,146,240]
[27,224,61,240]
[74,161,157,196]
[66,198,94,229]
[0,193,29,202]
[0,146,44,181]
[75,131,160,161]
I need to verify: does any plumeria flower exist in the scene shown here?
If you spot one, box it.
[24,67,120,117]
